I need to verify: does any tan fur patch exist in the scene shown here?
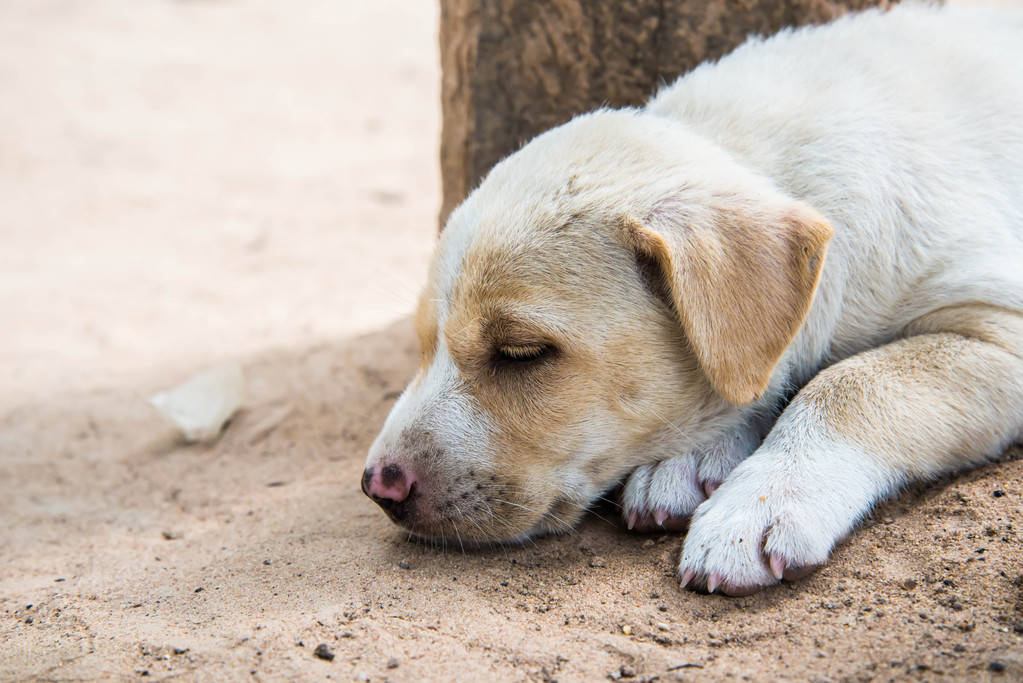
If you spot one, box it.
[805,305,1023,475]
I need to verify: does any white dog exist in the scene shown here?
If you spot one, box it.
[364,3,1023,595]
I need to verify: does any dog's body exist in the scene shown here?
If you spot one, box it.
[364,4,1023,595]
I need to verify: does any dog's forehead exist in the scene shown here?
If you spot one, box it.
[439,203,621,317]
[423,108,731,335]
[430,228,559,341]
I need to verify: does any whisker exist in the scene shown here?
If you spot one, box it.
[649,407,701,451]
[451,521,466,556]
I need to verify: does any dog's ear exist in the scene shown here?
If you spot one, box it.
[622,198,832,405]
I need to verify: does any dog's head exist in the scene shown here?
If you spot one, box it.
[363,110,831,542]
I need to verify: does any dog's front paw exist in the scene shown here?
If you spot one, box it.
[621,422,763,533]
[677,437,878,596]
[677,482,826,596]
[621,454,704,532]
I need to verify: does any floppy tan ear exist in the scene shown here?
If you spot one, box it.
[622,198,832,405]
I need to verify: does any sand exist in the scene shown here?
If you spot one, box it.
[1,1,1021,681]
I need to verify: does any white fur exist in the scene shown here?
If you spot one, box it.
[368,4,1023,590]
[660,4,1023,590]
[647,3,1023,367]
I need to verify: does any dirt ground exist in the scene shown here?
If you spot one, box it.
[2,1,1022,681]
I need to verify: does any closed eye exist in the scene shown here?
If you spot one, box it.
[495,344,554,365]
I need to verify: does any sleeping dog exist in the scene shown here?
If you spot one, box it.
[363,3,1023,595]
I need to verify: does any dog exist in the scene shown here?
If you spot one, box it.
[363,3,1023,596]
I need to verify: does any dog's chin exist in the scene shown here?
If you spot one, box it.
[397,497,588,547]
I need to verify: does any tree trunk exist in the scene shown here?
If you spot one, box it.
[439,0,900,227]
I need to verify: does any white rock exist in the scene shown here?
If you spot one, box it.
[149,363,245,443]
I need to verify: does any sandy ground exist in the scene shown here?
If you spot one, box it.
[2,1,1022,681]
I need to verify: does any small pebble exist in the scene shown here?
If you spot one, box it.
[398,560,410,570]
[993,490,1005,498]
[387,657,399,669]
[589,557,607,568]
[621,624,632,635]
[901,578,917,590]
[619,664,636,678]
[988,661,1005,673]
[313,643,335,661]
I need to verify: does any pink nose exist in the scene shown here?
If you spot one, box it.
[361,464,415,503]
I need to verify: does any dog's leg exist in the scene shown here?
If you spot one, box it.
[621,421,763,532]
[678,306,1023,596]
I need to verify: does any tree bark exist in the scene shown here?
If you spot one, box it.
[439,0,900,227]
